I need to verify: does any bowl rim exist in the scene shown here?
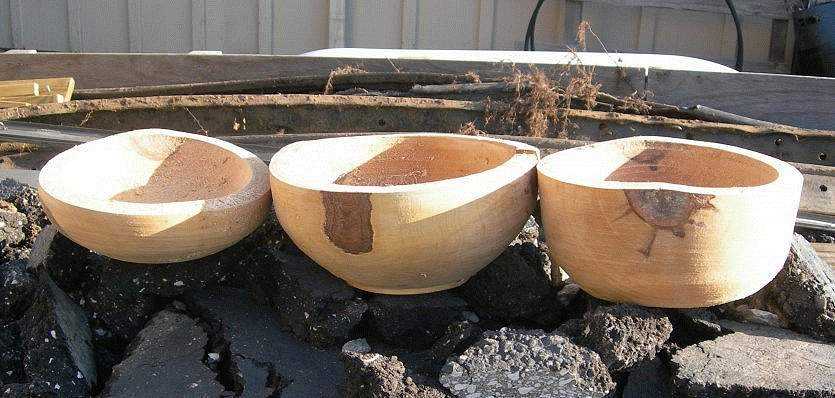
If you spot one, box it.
[39,128,270,216]
[537,136,802,195]
[269,133,541,194]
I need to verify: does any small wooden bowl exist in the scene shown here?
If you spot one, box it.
[270,133,539,294]
[38,129,271,263]
[538,136,803,308]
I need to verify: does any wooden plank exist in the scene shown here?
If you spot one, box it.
[415,0,480,50]
[0,53,646,95]
[13,0,71,51]
[0,53,832,129]
[35,78,74,99]
[8,0,23,48]
[127,0,143,52]
[128,0,192,52]
[0,0,12,47]
[258,0,273,53]
[349,0,403,49]
[800,171,835,216]
[564,1,583,47]
[579,0,788,19]
[493,0,567,50]
[274,0,330,54]
[637,6,658,51]
[580,2,641,52]
[0,77,75,99]
[204,0,223,51]
[0,94,65,107]
[328,0,346,48]
[769,19,789,63]
[400,0,417,49]
[477,0,495,50]
[647,69,835,131]
[73,0,130,53]
[0,100,30,108]
[66,0,83,52]
[191,0,207,50]
[0,82,38,97]
[811,243,835,270]
[0,78,74,100]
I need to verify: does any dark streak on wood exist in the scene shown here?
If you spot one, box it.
[623,189,717,257]
[321,191,373,255]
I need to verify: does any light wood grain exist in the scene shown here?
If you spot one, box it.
[38,129,271,263]
[0,78,75,100]
[0,81,38,97]
[270,133,539,294]
[0,94,65,108]
[538,136,803,307]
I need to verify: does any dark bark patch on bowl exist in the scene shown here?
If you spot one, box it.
[321,191,373,254]
[620,190,716,257]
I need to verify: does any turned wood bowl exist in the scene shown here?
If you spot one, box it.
[538,136,803,308]
[38,129,271,263]
[270,133,539,294]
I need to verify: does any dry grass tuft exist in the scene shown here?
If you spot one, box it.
[457,121,486,136]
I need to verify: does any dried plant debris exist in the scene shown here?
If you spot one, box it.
[457,121,486,136]
[486,67,561,137]
[464,71,482,84]
[475,21,675,138]
[564,64,600,112]
[483,62,600,137]
[324,65,368,95]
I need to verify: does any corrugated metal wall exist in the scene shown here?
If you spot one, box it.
[0,0,793,72]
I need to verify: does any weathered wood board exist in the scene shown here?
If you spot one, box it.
[0,54,832,129]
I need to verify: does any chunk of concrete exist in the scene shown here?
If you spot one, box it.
[101,310,223,397]
[342,351,448,398]
[751,234,835,342]
[671,321,835,397]
[440,328,615,398]
[577,304,673,373]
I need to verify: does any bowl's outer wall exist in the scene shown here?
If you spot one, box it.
[39,187,272,263]
[538,172,803,308]
[271,169,537,294]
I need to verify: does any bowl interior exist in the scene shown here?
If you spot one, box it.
[45,133,252,204]
[277,135,517,187]
[542,139,779,188]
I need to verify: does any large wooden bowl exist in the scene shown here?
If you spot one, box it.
[538,136,803,308]
[270,133,539,294]
[38,129,271,263]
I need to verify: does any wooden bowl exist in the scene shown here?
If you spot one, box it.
[270,133,539,294]
[38,129,271,263]
[538,136,802,308]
